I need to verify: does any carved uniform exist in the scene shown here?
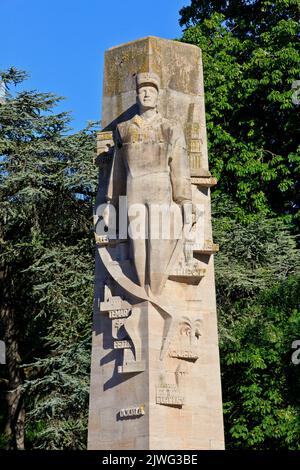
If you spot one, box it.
[107,111,191,295]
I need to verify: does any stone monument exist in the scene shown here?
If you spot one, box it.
[88,36,224,450]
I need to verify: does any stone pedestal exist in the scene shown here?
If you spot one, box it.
[88,36,224,450]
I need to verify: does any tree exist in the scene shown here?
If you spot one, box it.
[211,194,300,448]
[223,278,300,450]
[180,0,300,228]
[0,67,97,449]
[179,1,300,449]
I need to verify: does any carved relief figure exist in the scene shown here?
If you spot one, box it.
[105,72,192,295]
[169,316,202,361]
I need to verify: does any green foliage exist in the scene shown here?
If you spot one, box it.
[23,242,94,449]
[212,194,300,449]
[180,1,300,227]
[180,4,300,446]
[221,276,300,449]
[213,195,300,306]
[179,0,300,37]
[0,67,98,449]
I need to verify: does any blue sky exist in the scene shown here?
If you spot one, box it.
[1,0,189,132]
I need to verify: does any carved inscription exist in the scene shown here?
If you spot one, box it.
[173,266,206,277]
[118,405,145,419]
[94,233,109,245]
[114,340,131,349]
[109,309,130,318]
[169,349,199,361]
[169,262,206,282]
[191,176,217,187]
[100,296,131,312]
[156,384,184,407]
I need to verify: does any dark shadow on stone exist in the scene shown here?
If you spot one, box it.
[199,187,208,198]
[194,253,210,265]
[116,412,144,421]
[100,349,116,366]
[102,104,138,132]
[104,365,143,391]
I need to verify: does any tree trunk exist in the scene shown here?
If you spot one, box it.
[1,304,25,450]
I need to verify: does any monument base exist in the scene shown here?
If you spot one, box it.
[88,277,224,450]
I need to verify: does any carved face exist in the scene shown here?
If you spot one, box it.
[137,85,158,110]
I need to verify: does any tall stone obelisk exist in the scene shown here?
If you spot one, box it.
[88,36,224,450]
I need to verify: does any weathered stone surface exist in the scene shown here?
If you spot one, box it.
[0,340,5,365]
[88,36,224,450]
[101,36,209,173]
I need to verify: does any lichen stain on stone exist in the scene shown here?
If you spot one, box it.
[103,36,203,141]
[104,41,149,96]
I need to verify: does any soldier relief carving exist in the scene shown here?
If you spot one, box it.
[102,72,193,295]
[95,71,209,406]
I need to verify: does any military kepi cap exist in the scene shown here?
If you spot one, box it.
[136,72,160,90]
